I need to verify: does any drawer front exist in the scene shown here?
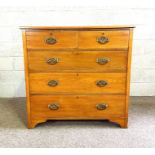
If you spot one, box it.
[78,30,129,49]
[29,73,126,94]
[30,95,126,118]
[28,51,127,72]
[26,31,78,49]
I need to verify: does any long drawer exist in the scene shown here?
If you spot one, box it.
[30,95,126,119]
[29,73,126,94]
[28,51,127,72]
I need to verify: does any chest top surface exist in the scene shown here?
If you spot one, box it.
[20,25,135,30]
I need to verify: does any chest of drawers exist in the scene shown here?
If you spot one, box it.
[21,26,134,128]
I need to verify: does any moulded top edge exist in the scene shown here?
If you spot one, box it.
[20,25,135,30]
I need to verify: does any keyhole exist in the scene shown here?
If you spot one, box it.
[76,96,79,99]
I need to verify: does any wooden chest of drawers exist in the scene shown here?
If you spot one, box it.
[21,26,134,128]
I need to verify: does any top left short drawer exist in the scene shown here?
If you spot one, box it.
[26,30,78,49]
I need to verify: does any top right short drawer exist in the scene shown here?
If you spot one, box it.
[78,30,129,49]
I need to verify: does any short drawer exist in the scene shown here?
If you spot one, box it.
[26,31,78,49]
[78,30,129,49]
[29,73,126,94]
[30,95,126,119]
[28,51,127,72]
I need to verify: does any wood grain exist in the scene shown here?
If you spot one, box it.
[26,31,78,49]
[28,51,127,73]
[26,30,129,50]
[29,73,126,94]
[125,28,134,119]
[22,30,31,128]
[20,26,134,128]
[78,30,129,49]
[30,95,126,119]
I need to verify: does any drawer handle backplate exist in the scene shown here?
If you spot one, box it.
[48,103,60,110]
[45,37,57,44]
[96,58,109,65]
[96,80,108,87]
[96,103,108,110]
[97,36,109,44]
[47,58,59,65]
[48,80,59,87]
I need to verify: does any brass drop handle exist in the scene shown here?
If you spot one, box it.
[45,37,57,44]
[48,103,60,110]
[47,58,59,65]
[96,80,108,87]
[48,80,59,87]
[97,36,109,44]
[96,103,108,110]
[96,58,109,65]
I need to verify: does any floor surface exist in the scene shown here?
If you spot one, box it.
[0,97,155,148]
